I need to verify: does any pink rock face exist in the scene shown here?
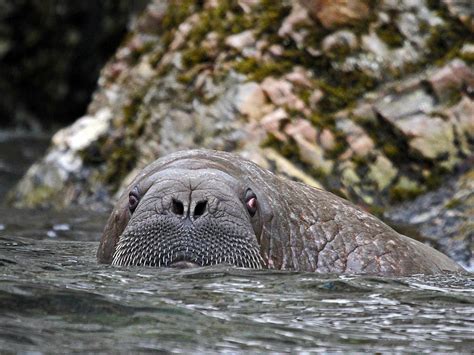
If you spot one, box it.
[261,77,308,113]
[284,118,318,144]
[300,0,370,29]
[336,118,374,157]
[427,59,474,101]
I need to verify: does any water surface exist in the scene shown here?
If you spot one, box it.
[0,207,472,353]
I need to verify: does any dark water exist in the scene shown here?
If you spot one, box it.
[0,207,473,353]
[0,132,473,353]
[0,130,50,201]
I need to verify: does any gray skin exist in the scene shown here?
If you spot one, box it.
[97,149,463,275]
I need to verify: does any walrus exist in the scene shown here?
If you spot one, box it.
[97,149,463,275]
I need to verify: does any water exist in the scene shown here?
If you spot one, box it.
[0,208,473,353]
[0,132,473,353]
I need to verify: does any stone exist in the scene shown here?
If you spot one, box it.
[361,32,390,61]
[261,77,307,112]
[340,161,360,186]
[446,96,474,156]
[308,89,324,110]
[300,0,370,29]
[368,155,397,190]
[442,0,474,32]
[284,118,317,144]
[170,14,201,51]
[232,82,268,120]
[52,108,112,152]
[319,129,336,151]
[278,2,313,46]
[460,44,474,60]
[396,114,457,164]
[374,89,435,121]
[321,30,358,55]
[237,0,260,13]
[262,148,323,189]
[336,118,375,157]
[225,30,256,52]
[427,59,474,102]
[259,108,288,141]
[268,44,284,56]
[284,67,313,88]
[294,135,334,175]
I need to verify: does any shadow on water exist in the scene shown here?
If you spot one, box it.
[0,131,473,352]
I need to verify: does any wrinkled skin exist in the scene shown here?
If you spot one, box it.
[97,149,463,275]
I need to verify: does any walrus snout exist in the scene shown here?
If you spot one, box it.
[107,165,265,269]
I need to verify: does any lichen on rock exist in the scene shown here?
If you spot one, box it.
[9,0,474,216]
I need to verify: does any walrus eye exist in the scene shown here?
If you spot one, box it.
[129,187,140,213]
[245,189,257,217]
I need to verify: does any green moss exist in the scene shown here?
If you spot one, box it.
[254,0,292,36]
[160,0,197,31]
[182,46,211,68]
[382,142,400,159]
[316,71,377,113]
[375,21,404,49]
[389,177,425,202]
[233,57,293,81]
[368,205,386,217]
[23,186,58,207]
[459,47,474,64]
[445,198,462,209]
[423,5,466,67]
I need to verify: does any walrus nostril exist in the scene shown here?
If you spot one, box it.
[171,199,184,215]
[193,200,207,217]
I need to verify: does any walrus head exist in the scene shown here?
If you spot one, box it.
[97,152,271,268]
[98,149,463,275]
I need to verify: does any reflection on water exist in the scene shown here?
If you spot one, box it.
[0,208,473,353]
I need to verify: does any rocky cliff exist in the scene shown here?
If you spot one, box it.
[8,0,473,265]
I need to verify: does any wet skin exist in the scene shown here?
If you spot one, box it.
[97,149,463,276]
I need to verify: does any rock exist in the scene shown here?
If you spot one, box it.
[268,44,284,56]
[336,118,375,157]
[321,30,358,55]
[308,89,324,110]
[170,14,200,51]
[460,43,474,61]
[9,0,473,217]
[368,155,397,190]
[426,59,474,102]
[374,89,435,121]
[447,96,474,156]
[52,108,112,152]
[442,0,474,32]
[319,129,336,151]
[278,2,313,46]
[237,0,260,13]
[300,0,370,29]
[284,118,317,144]
[361,32,390,61]
[232,82,268,120]
[262,148,323,189]
[260,77,307,113]
[385,168,474,270]
[259,108,288,141]
[284,67,313,88]
[225,30,256,52]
